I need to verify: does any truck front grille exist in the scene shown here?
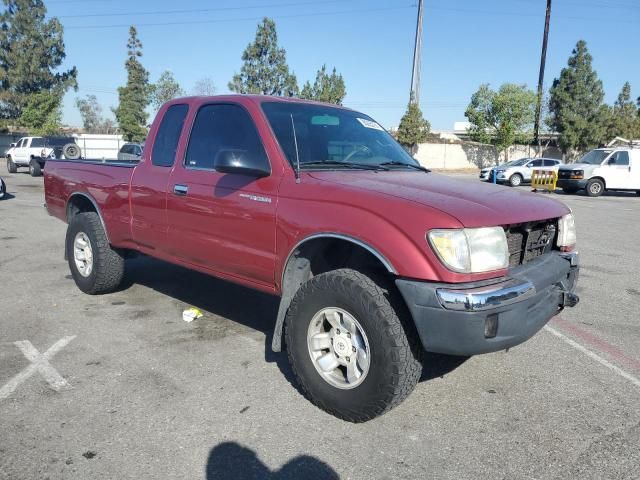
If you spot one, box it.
[504,220,557,267]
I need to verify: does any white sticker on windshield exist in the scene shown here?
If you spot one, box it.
[357,118,384,131]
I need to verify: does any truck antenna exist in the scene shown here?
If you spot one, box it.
[290,114,301,183]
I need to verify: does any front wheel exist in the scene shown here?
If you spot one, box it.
[6,157,17,173]
[586,178,604,197]
[285,269,422,422]
[29,158,42,177]
[509,173,523,187]
[65,212,125,294]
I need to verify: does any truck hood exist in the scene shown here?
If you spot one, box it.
[307,171,569,228]
[559,163,593,170]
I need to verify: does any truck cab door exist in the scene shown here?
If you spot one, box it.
[602,151,631,189]
[130,103,190,250]
[628,152,640,189]
[165,102,279,288]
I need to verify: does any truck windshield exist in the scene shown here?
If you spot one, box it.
[262,102,420,171]
[578,149,612,165]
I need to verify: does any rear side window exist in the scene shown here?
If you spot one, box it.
[30,138,45,147]
[185,103,269,172]
[610,151,629,166]
[152,104,188,167]
[543,159,558,166]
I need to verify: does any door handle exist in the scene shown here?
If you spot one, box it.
[173,184,188,196]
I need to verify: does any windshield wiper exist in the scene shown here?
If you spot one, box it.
[300,160,389,171]
[379,161,430,172]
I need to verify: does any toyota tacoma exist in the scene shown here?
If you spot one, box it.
[44,95,580,422]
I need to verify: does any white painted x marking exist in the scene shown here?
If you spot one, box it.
[0,336,76,400]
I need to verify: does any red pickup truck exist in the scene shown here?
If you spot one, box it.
[44,95,579,422]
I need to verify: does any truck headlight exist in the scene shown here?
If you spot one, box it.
[557,213,576,250]
[428,227,509,273]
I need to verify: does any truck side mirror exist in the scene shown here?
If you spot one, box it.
[607,158,616,165]
[214,149,270,178]
[9,143,16,147]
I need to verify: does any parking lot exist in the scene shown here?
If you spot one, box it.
[1,172,639,480]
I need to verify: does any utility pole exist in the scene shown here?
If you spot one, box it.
[409,0,424,105]
[534,0,552,147]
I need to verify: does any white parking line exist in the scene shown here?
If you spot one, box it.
[544,326,640,389]
[0,336,76,400]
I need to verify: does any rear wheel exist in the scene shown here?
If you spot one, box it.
[285,268,422,422]
[29,158,42,177]
[6,157,17,173]
[65,212,125,294]
[509,173,523,187]
[586,178,604,197]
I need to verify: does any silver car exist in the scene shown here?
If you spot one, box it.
[492,157,562,187]
[117,143,143,161]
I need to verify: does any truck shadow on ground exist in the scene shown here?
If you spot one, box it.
[122,256,468,387]
[205,442,339,480]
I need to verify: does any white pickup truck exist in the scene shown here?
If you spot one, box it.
[5,136,81,176]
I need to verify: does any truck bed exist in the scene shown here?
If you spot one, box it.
[44,158,137,245]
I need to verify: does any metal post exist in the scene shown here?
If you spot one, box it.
[409,0,424,105]
[534,0,552,145]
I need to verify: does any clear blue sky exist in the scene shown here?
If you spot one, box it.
[47,0,640,130]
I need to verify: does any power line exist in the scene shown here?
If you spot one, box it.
[63,4,416,29]
[57,0,358,19]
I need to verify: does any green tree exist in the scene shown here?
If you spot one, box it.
[0,0,77,121]
[76,94,103,132]
[149,70,184,112]
[396,101,430,154]
[300,65,346,104]
[549,40,606,154]
[465,83,536,156]
[604,82,640,140]
[228,18,298,97]
[114,26,150,142]
[18,89,63,135]
[75,94,116,133]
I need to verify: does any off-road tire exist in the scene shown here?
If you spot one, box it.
[284,268,422,422]
[65,212,125,294]
[509,173,523,187]
[6,157,17,173]
[29,158,41,177]
[586,178,604,197]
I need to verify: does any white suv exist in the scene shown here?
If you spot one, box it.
[5,136,80,176]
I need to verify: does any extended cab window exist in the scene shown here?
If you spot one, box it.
[152,104,188,167]
[185,104,269,172]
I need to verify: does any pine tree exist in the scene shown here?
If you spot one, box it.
[114,27,150,142]
[549,40,606,153]
[396,101,430,154]
[300,65,346,105]
[0,0,77,121]
[228,18,298,97]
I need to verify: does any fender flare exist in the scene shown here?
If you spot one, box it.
[271,233,397,352]
[66,192,111,245]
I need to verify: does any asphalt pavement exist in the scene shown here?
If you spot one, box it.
[1,172,639,480]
